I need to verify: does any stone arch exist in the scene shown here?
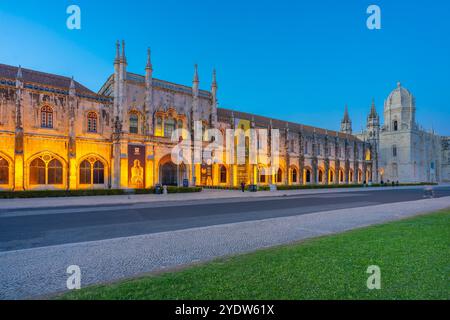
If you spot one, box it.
[328,167,335,184]
[358,168,363,183]
[158,154,186,186]
[219,164,228,184]
[338,167,345,184]
[0,151,13,189]
[77,154,109,188]
[289,165,299,184]
[25,151,67,190]
[303,166,312,184]
[318,167,325,184]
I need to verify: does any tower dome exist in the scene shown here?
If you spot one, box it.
[384,82,416,131]
[385,82,415,111]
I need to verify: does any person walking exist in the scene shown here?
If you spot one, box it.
[240,181,246,192]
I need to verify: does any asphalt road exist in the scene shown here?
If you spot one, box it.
[1,186,449,252]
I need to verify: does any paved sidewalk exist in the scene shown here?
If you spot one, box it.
[0,185,438,210]
[0,195,448,299]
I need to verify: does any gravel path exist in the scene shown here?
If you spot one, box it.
[1,196,449,300]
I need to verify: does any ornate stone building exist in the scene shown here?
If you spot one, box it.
[358,82,448,183]
[441,137,450,182]
[0,41,377,191]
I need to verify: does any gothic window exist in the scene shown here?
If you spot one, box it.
[329,170,334,183]
[305,169,311,183]
[292,168,298,183]
[276,168,283,183]
[219,165,227,183]
[93,161,105,184]
[129,112,139,134]
[79,159,105,185]
[0,157,8,184]
[155,116,163,137]
[304,141,308,155]
[318,170,323,183]
[339,169,344,183]
[393,120,398,131]
[260,174,266,183]
[79,160,91,184]
[392,145,397,157]
[41,106,53,128]
[349,170,354,182]
[47,159,63,184]
[87,112,98,133]
[30,158,46,185]
[165,117,175,138]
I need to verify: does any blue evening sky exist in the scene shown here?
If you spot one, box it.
[0,0,449,134]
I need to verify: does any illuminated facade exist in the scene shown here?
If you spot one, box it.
[0,41,377,191]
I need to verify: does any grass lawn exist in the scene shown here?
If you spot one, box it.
[60,210,450,300]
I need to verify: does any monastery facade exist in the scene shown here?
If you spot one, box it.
[0,41,445,191]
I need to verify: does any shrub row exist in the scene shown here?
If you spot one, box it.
[201,185,270,191]
[0,187,203,199]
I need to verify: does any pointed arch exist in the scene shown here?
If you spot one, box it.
[26,151,67,189]
[0,152,13,187]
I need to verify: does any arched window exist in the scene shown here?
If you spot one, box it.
[292,168,297,183]
[259,169,266,183]
[79,159,105,185]
[93,161,105,184]
[392,145,397,157]
[41,106,53,128]
[30,158,46,185]
[0,157,9,184]
[87,112,98,133]
[165,117,175,138]
[47,159,63,184]
[349,170,354,182]
[220,165,227,183]
[318,170,323,183]
[79,160,91,184]
[393,120,398,131]
[155,116,163,137]
[339,170,344,183]
[305,169,311,183]
[329,170,334,183]
[129,113,139,134]
[276,168,282,183]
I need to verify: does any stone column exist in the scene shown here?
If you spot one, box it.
[14,67,24,191]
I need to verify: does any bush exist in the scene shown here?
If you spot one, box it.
[0,187,203,198]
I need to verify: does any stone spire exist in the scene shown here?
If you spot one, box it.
[69,76,76,96]
[121,40,127,64]
[340,105,352,134]
[16,65,23,80]
[115,40,120,64]
[145,47,154,135]
[146,47,152,71]
[210,68,217,128]
[368,98,378,119]
[193,63,199,84]
[192,64,200,123]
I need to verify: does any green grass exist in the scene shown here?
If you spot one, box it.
[60,210,450,300]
